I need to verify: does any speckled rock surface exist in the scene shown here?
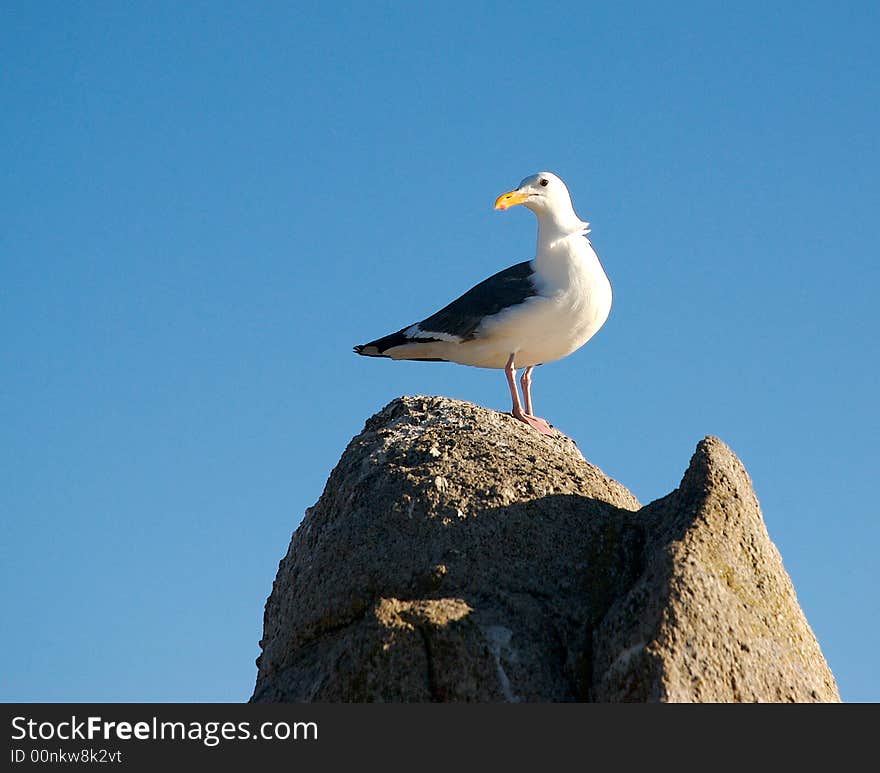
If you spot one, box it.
[251,396,838,703]
[590,436,840,702]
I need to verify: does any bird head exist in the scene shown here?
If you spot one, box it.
[494,172,588,235]
[493,172,572,213]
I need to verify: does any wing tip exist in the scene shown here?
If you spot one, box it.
[353,344,383,357]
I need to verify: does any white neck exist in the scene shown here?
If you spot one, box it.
[536,210,591,252]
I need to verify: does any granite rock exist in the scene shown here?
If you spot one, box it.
[251,396,838,703]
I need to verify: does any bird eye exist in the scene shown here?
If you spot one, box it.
[540,178,549,187]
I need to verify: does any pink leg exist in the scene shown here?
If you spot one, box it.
[505,355,554,435]
[521,366,535,416]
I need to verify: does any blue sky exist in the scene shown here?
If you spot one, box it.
[2,2,877,702]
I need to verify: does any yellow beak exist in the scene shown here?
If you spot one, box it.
[494,189,529,211]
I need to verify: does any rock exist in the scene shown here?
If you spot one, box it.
[251,396,839,703]
[591,436,839,702]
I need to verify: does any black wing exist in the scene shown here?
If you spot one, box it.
[353,260,537,357]
[417,260,537,340]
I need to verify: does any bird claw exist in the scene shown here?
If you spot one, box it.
[511,412,555,435]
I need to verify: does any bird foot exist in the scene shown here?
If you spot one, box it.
[512,411,555,435]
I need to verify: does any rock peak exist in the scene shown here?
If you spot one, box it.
[252,396,839,703]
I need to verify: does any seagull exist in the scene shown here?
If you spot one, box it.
[353,172,612,435]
